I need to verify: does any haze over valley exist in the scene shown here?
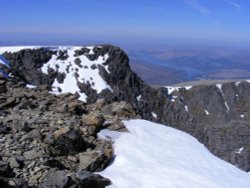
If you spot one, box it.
[127,44,250,85]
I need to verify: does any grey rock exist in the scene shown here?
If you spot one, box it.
[24,150,44,160]
[82,113,105,129]
[9,157,20,168]
[78,145,113,172]
[39,170,69,188]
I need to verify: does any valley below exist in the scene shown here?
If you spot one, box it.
[128,46,250,86]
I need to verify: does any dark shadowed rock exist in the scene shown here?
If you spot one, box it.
[49,128,94,156]
[71,170,111,188]
[0,161,13,178]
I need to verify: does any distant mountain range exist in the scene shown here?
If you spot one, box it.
[128,47,250,85]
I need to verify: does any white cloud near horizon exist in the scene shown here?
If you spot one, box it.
[225,0,242,11]
[182,0,211,16]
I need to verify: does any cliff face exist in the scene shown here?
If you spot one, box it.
[2,45,250,171]
[164,83,250,171]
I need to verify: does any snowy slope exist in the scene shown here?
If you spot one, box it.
[41,46,112,101]
[0,46,112,102]
[99,120,250,188]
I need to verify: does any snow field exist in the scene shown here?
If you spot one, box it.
[99,119,250,188]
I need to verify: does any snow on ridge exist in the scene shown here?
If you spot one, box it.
[0,45,101,54]
[87,46,95,54]
[185,86,193,90]
[236,82,241,86]
[216,84,222,90]
[41,46,111,102]
[165,85,193,95]
[99,119,250,188]
[0,45,112,102]
[0,46,43,54]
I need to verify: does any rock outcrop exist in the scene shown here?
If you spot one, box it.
[2,45,250,172]
[0,76,136,187]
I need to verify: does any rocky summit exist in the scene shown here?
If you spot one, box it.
[0,45,250,186]
[0,76,137,187]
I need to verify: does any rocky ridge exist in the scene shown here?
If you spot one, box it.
[1,45,250,172]
[0,76,137,187]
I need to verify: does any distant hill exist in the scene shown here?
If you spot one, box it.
[128,48,250,85]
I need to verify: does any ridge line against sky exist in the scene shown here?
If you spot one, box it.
[0,0,249,46]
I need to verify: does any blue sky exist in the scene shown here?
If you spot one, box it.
[1,0,249,46]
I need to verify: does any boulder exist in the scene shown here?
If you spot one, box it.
[78,142,113,172]
[39,170,70,188]
[82,113,105,129]
[49,128,94,156]
[71,170,111,188]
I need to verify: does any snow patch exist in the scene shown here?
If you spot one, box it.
[166,85,192,94]
[224,102,230,112]
[86,46,94,55]
[185,86,193,90]
[151,112,157,118]
[100,120,250,188]
[184,105,189,112]
[26,84,37,89]
[98,129,123,141]
[216,84,222,91]
[240,114,245,118]
[246,80,250,83]
[235,82,240,86]
[204,109,210,115]
[168,95,178,102]
[235,147,244,154]
[165,86,180,94]
[41,46,111,102]
[136,95,142,101]
[216,84,230,113]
